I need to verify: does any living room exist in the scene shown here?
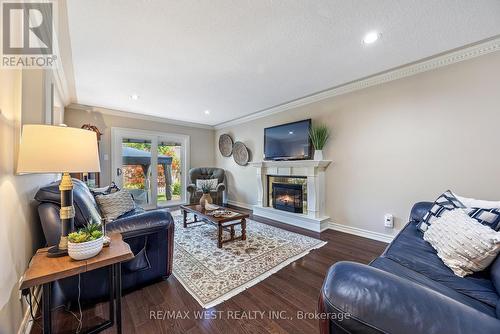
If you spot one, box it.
[2,1,500,333]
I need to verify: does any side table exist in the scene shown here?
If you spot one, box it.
[20,233,134,334]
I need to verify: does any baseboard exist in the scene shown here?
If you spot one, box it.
[226,200,254,210]
[328,222,394,243]
[18,287,41,334]
[226,199,395,243]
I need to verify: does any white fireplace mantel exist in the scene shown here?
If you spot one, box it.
[249,160,332,232]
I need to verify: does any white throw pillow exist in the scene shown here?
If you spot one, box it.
[95,189,136,222]
[452,192,500,209]
[196,179,218,191]
[423,209,500,277]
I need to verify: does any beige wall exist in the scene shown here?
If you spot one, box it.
[0,69,59,333]
[215,51,500,237]
[64,109,216,186]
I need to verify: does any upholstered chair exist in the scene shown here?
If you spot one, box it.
[186,167,226,205]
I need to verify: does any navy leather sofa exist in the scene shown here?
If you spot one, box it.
[319,202,500,334]
[35,179,174,306]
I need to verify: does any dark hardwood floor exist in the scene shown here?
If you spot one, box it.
[31,208,387,334]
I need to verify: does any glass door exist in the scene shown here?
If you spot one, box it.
[112,128,189,209]
[157,138,184,206]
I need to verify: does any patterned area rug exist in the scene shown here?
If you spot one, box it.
[171,210,326,308]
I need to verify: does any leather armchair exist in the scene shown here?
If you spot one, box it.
[35,179,174,306]
[186,167,226,205]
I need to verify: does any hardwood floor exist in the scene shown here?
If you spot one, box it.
[31,208,387,334]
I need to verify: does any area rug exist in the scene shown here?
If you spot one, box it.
[171,210,326,308]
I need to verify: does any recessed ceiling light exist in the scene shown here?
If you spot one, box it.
[363,31,381,44]
[130,94,140,100]
[288,131,294,135]
[204,110,210,115]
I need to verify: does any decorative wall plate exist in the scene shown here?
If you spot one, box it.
[218,134,233,157]
[233,141,249,166]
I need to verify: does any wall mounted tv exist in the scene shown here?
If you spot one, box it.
[264,119,312,161]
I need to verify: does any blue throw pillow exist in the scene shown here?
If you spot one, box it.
[466,207,500,231]
[418,190,465,232]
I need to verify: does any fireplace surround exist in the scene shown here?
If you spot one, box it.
[249,160,332,232]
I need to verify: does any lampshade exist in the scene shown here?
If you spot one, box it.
[17,124,101,173]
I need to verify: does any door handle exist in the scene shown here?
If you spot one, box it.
[116,168,122,176]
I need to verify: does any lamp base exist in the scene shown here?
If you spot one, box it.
[47,245,68,257]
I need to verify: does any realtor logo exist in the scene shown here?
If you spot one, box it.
[1,1,56,67]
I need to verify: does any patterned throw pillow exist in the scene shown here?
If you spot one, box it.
[465,208,500,231]
[418,190,465,232]
[196,179,218,191]
[95,189,136,222]
[423,209,500,277]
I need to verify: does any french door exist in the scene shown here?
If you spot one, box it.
[111,128,189,209]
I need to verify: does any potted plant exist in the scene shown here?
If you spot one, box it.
[199,180,213,209]
[309,123,330,160]
[68,222,104,260]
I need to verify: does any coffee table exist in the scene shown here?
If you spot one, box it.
[180,204,249,248]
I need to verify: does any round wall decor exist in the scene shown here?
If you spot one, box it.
[218,134,233,157]
[233,141,250,166]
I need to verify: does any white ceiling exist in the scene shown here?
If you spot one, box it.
[66,0,500,126]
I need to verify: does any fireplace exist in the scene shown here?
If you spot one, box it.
[272,183,304,213]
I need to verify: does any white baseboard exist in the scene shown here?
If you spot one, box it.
[226,200,253,210]
[226,199,395,243]
[328,222,394,243]
[18,287,41,334]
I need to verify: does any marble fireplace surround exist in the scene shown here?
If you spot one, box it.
[249,160,332,232]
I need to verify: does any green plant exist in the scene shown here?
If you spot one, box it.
[68,222,103,243]
[200,180,213,194]
[172,181,181,196]
[309,123,330,150]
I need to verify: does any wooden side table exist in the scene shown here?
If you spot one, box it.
[20,233,134,334]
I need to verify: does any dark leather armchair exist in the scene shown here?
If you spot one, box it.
[318,202,500,334]
[186,167,226,205]
[35,179,174,306]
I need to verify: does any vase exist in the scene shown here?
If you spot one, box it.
[314,149,323,160]
[68,236,104,260]
[200,193,213,209]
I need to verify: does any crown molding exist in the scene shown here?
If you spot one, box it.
[214,36,500,130]
[66,103,214,130]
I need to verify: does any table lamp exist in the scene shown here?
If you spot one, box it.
[17,124,101,257]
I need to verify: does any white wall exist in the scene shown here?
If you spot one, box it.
[215,51,500,237]
[0,69,59,333]
[64,108,216,186]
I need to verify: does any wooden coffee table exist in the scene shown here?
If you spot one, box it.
[180,204,249,248]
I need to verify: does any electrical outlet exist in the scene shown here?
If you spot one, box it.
[18,276,24,300]
[384,214,394,228]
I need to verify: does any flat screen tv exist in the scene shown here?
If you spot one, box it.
[264,119,312,160]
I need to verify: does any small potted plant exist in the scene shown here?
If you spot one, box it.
[309,123,330,160]
[199,181,213,209]
[68,222,104,260]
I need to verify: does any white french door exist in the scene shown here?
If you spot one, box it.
[111,127,190,209]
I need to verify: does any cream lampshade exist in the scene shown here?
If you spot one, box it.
[17,124,100,173]
[17,124,101,256]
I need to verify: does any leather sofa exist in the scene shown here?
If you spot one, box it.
[35,179,174,306]
[319,202,500,334]
[186,167,226,205]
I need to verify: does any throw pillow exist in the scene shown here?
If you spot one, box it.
[91,182,120,196]
[418,190,465,232]
[452,192,500,209]
[465,207,500,231]
[95,189,136,222]
[196,179,218,191]
[423,209,500,277]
